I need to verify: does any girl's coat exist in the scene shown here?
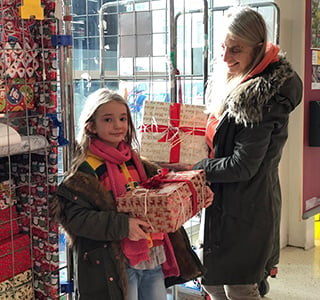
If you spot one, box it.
[51,158,204,300]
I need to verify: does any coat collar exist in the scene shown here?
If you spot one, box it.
[225,55,295,126]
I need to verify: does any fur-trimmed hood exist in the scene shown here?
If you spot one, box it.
[226,55,302,126]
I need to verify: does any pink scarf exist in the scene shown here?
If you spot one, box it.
[89,139,147,197]
[90,138,180,277]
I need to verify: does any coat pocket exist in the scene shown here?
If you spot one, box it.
[77,246,123,299]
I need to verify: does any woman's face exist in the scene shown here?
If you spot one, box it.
[221,33,255,76]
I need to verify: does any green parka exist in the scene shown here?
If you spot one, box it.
[51,158,204,300]
[192,55,303,285]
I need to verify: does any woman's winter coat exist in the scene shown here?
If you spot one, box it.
[51,158,204,300]
[192,55,302,285]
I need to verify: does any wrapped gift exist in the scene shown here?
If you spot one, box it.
[0,234,31,282]
[0,269,33,299]
[0,206,20,240]
[117,169,207,232]
[140,101,209,164]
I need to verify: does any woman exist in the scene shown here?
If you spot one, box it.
[191,6,303,300]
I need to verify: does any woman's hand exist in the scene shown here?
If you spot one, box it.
[159,162,192,172]
[204,185,214,208]
[128,218,150,241]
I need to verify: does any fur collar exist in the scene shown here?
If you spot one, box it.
[225,55,295,126]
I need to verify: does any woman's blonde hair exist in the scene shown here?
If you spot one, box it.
[206,6,268,117]
[225,6,267,81]
[67,88,138,177]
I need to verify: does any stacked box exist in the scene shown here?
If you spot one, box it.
[117,170,207,232]
[0,206,20,240]
[140,101,208,164]
[0,234,31,282]
[0,270,33,299]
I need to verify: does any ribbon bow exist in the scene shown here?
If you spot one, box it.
[141,103,206,163]
[141,168,199,216]
[141,168,169,189]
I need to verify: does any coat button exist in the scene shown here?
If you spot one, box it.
[74,196,78,200]
[104,244,107,248]
[109,277,113,282]
[96,260,100,264]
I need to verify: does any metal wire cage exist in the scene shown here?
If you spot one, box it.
[0,0,60,299]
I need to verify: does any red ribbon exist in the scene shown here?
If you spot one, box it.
[141,168,199,216]
[141,103,206,163]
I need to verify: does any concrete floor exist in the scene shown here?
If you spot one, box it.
[264,241,320,300]
[168,241,320,300]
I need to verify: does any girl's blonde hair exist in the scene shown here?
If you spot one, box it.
[68,88,138,177]
[206,6,268,117]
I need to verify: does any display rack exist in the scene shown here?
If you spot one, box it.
[0,0,62,299]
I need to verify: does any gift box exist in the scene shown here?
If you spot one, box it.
[140,101,209,164]
[116,169,207,233]
[0,206,20,240]
[0,234,31,282]
[0,269,33,299]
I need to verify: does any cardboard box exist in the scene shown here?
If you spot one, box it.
[140,101,208,164]
[117,170,206,233]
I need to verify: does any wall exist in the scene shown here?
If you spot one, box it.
[304,1,320,217]
[276,0,314,249]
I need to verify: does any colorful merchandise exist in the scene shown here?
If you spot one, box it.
[0,0,59,298]
[0,179,17,210]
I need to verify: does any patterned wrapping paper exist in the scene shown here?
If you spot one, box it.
[0,206,20,241]
[0,2,57,114]
[0,281,33,299]
[140,101,209,164]
[0,179,16,210]
[0,269,33,299]
[117,170,207,233]
[0,81,35,113]
[0,234,31,283]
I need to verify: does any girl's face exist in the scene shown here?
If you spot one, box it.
[221,33,254,76]
[90,101,128,148]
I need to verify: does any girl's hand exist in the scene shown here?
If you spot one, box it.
[204,185,214,208]
[128,218,150,241]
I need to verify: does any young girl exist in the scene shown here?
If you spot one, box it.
[51,88,204,300]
